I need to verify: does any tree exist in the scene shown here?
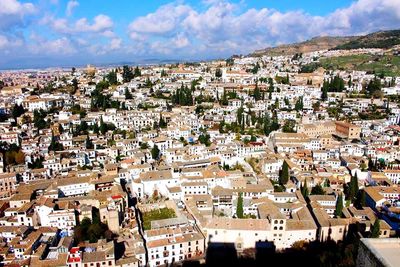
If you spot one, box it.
[301,179,309,199]
[215,68,222,78]
[171,83,193,106]
[134,66,141,77]
[106,70,118,85]
[198,133,211,146]
[370,219,380,238]
[99,117,107,135]
[366,77,382,97]
[72,78,79,94]
[263,112,271,136]
[253,82,261,101]
[12,104,25,119]
[122,65,134,83]
[236,192,244,218]
[311,184,325,195]
[282,120,296,133]
[279,161,289,185]
[348,173,359,203]
[335,194,344,218]
[140,142,149,149]
[159,114,167,128]
[355,190,366,209]
[151,145,160,160]
[295,96,303,111]
[321,79,329,101]
[86,135,94,149]
[124,88,133,99]
[48,133,64,152]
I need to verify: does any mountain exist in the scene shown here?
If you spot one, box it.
[251,29,400,56]
[333,30,400,50]
[251,36,357,56]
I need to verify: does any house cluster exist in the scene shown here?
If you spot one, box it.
[0,46,399,266]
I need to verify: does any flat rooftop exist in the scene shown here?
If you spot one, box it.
[361,238,400,267]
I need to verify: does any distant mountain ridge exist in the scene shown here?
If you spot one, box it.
[251,29,400,56]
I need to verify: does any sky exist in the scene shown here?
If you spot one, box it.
[1,0,400,69]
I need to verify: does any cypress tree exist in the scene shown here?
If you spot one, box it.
[253,82,261,101]
[335,194,344,218]
[279,161,289,185]
[370,219,380,238]
[349,173,359,203]
[151,145,160,160]
[236,192,244,218]
[301,179,309,199]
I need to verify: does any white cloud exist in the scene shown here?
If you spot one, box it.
[0,0,36,30]
[0,0,35,15]
[29,36,77,55]
[128,3,193,35]
[127,0,400,57]
[66,0,79,16]
[110,38,122,50]
[45,14,114,34]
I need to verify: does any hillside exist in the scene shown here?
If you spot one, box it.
[251,36,356,56]
[334,30,400,50]
[251,29,400,56]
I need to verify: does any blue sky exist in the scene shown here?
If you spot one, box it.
[1,0,400,69]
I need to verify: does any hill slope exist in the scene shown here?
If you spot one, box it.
[251,29,400,56]
[333,30,400,50]
[251,36,356,56]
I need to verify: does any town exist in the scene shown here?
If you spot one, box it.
[0,41,399,267]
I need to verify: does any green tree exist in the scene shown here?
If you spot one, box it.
[236,192,244,218]
[124,88,133,99]
[253,82,261,101]
[215,68,222,78]
[106,70,118,85]
[171,83,193,106]
[159,114,167,128]
[335,194,344,218]
[321,79,329,101]
[140,142,149,149]
[279,161,289,185]
[72,78,79,94]
[134,66,141,77]
[370,219,380,238]
[348,173,359,203]
[282,120,296,133]
[12,104,25,119]
[99,116,107,135]
[122,65,134,83]
[366,77,382,97]
[311,184,325,195]
[151,145,160,160]
[86,135,94,149]
[295,96,303,111]
[355,190,367,209]
[301,179,309,199]
[48,133,64,152]
[198,133,211,146]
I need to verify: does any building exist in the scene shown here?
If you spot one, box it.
[357,238,400,267]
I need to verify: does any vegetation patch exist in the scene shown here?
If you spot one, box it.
[319,54,400,77]
[143,208,176,230]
